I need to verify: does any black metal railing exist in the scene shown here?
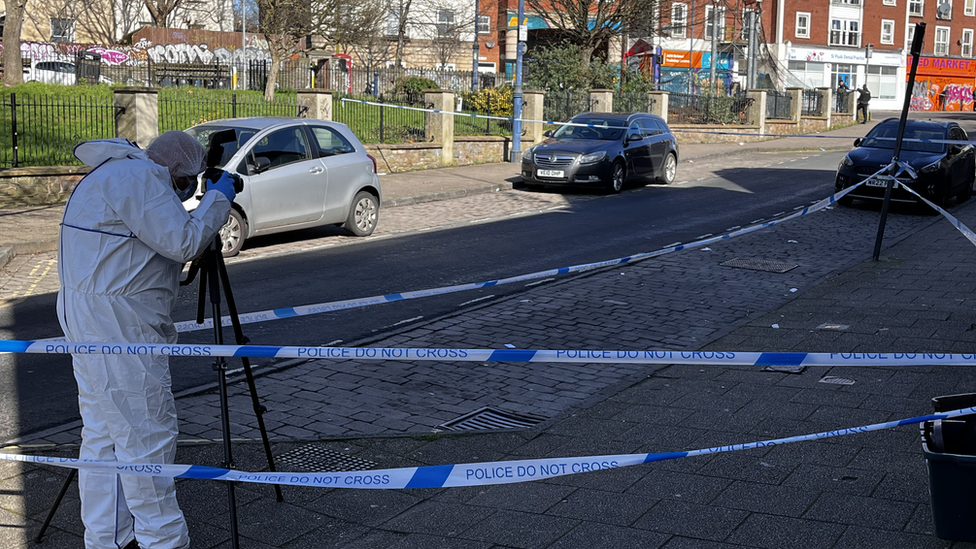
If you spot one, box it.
[833,89,854,113]
[543,90,594,123]
[0,92,118,168]
[612,92,649,113]
[668,92,752,125]
[765,90,793,120]
[332,92,428,143]
[801,89,824,116]
[455,92,513,136]
[157,90,299,133]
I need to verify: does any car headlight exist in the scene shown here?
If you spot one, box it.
[839,156,854,168]
[920,160,941,174]
[523,146,535,161]
[579,151,607,164]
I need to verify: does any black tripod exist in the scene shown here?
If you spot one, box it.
[37,238,283,547]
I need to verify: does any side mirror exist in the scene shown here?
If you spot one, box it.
[853,138,863,147]
[950,144,963,155]
[251,156,271,174]
[626,131,642,144]
[543,130,552,137]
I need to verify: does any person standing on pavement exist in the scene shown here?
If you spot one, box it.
[57,132,236,549]
[856,85,872,124]
[836,78,849,112]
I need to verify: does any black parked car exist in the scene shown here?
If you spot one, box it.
[521,112,679,193]
[835,118,975,208]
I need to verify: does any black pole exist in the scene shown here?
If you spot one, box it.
[34,469,77,542]
[872,22,925,261]
[11,93,18,168]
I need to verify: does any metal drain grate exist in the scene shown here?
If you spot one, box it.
[720,258,799,273]
[819,376,856,386]
[276,444,377,473]
[438,407,547,432]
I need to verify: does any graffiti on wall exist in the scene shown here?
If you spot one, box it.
[911,79,975,111]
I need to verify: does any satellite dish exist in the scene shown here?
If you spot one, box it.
[486,40,495,48]
[937,0,951,18]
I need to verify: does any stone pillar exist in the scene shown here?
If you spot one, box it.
[297,89,333,120]
[425,89,454,166]
[846,89,856,114]
[786,87,803,122]
[817,86,832,126]
[113,87,158,149]
[589,89,613,113]
[647,91,669,119]
[746,89,767,134]
[523,90,545,144]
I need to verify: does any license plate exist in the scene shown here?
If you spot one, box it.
[866,177,898,188]
[537,169,564,178]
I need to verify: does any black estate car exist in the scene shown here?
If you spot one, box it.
[835,118,975,208]
[521,112,679,193]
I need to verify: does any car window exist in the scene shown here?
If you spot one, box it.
[310,126,355,157]
[862,124,945,153]
[250,127,311,169]
[185,126,259,170]
[638,118,661,136]
[949,127,967,143]
[59,62,75,73]
[36,62,58,71]
[628,121,643,139]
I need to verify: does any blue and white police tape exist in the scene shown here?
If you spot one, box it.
[5,339,976,367]
[173,176,875,334]
[339,98,976,146]
[4,405,974,489]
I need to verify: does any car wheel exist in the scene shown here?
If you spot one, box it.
[219,208,247,258]
[658,152,677,184]
[345,191,379,236]
[605,161,625,194]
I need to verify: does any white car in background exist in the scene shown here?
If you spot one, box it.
[24,61,113,85]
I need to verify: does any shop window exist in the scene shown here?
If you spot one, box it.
[867,66,898,99]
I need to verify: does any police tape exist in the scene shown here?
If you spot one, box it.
[6,340,976,367]
[338,98,976,146]
[3,405,973,489]
[172,178,872,333]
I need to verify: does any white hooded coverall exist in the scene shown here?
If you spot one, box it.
[57,138,230,549]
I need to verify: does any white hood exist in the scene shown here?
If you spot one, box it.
[73,138,150,167]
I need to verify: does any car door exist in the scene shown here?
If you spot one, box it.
[244,126,327,231]
[622,120,651,176]
[306,124,365,222]
[640,118,669,176]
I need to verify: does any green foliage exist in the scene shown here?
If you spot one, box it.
[391,76,439,96]
[458,84,513,117]
[620,71,656,93]
[0,82,114,98]
[525,42,620,92]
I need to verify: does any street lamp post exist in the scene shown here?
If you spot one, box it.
[864,42,873,89]
[472,0,480,90]
[242,0,248,91]
[510,0,525,163]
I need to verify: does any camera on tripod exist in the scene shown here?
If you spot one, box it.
[203,167,244,194]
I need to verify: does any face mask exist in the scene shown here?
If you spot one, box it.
[173,178,197,202]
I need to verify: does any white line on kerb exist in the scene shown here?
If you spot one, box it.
[460,295,496,306]
[526,278,556,287]
[392,316,423,327]
[696,234,713,239]
[665,242,682,248]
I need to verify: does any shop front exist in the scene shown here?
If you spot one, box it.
[908,56,976,111]
[787,47,903,111]
[655,50,734,94]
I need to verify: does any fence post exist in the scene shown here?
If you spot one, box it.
[296,89,333,120]
[589,89,613,113]
[746,89,767,135]
[647,91,669,120]
[845,89,856,114]
[425,89,454,166]
[113,87,159,149]
[786,87,803,123]
[10,93,18,168]
[523,90,545,144]
[817,86,832,127]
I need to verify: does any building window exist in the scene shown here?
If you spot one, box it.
[832,0,860,4]
[50,18,74,43]
[963,28,974,55]
[936,0,952,18]
[670,3,687,39]
[436,9,455,36]
[796,12,811,39]
[830,19,860,46]
[884,0,896,4]
[867,66,898,99]
[705,5,726,40]
[386,10,400,36]
[881,20,895,44]
[907,23,916,48]
[935,25,950,54]
[910,0,924,15]
[967,0,975,14]
[477,15,490,33]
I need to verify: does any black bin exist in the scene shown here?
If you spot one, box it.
[75,51,101,85]
[921,393,976,542]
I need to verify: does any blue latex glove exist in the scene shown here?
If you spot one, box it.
[207,171,237,203]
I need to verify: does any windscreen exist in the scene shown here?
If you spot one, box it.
[861,124,946,153]
[552,118,625,141]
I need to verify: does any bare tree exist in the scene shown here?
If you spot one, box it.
[1,0,28,87]
[390,0,412,68]
[414,0,474,69]
[526,0,657,64]
[257,0,310,100]
[142,0,184,26]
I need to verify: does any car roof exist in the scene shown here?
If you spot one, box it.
[874,117,955,130]
[191,117,350,132]
[573,112,666,124]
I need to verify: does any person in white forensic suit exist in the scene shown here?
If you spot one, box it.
[57,132,237,549]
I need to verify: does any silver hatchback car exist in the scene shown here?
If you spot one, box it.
[184,117,381,256]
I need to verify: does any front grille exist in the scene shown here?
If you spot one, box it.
[534,154,576,168]
[854,166,889,176]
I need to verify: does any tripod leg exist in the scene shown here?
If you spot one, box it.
[35,468,76,543]
[215,250,284,502]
